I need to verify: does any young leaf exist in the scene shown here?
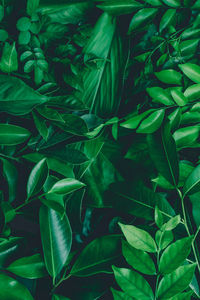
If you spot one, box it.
[119,223,157,253]
[179,63,200,83]
[112,266,154,300]
[147,122,179,187]
[48,178,85,195]
[27,158,48,199]
[7,254,47,279]
[183,164,200,196]
[39,205,72,278]
[161,215,181,231]
[122,240,156,275]
[157,264,196,299]
[159,236,193,274]
[70,235,121,276]
[0,124,30,146]
[0,274,34,300]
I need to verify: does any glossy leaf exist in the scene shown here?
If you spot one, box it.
[155,70,182,85]
[184,83,200,101]
[27,158,48,198]
[0,237,23,267]
[39,205,72,278]
[159,236,193,274]
[7,253,47,279]
[159,9,176,32]
[128,9,158,34]
[157,264,196,299]
[0,124,30,146]
[183,164,200,196]
[0,158,18,202]
[122,240,156,275]
[119,223,157,252]
[97,0,142,15]
[136,109,165,133]
[113,266,154,300]
[0,42,18,73]
[48,178,85,195]
[111,288,134,300]
[179,63,200,83]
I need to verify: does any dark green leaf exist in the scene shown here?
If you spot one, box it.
[128,9,158,34]
[0,124,30,146]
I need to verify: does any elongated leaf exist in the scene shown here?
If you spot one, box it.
[122,240,156,275]
[173,126,200,149]
[0,237,23,267]
[184,83,200,101]
[119,223,157,252]
[128,8,158,34]
[111,288,134,300]
[7,254,47,279]
[0,158,18,202]
[162,0,181,7]
[0,124,30,145]
[183,164,200,196]
[0,75,47,115]
[27,158,48,198]
[39,205,72,278]
[146,87,174,106]
[168,291,193,300]
[97,0,142,15]
[0,42,18,73]
[157,264,196,299]
[113,266,154,300]
[27,0,40,15]
[156,229,174,250]
[147,122,179,186]
[48,178,85,195]
[52,295,70,300]
[179,63,200,83]
[159,237,193,274]
[70,235,121,276]
[82,13,126,118]
[136,109,165,133]
[155,69,182,85]
[0,273,34,300]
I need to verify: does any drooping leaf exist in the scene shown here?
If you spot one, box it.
[119,223,157,253]
[39,205,72,278]
[113,266,154,300]
[7,254,47,279]
[70,235,121,276]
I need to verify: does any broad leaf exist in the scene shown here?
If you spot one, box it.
[39,205,72,278]
[179,63,200,83]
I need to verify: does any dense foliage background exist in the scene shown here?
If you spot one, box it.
[0,0,200,299]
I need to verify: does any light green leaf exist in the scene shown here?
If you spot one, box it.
[48,178,85,195]
[39,205,72,278]
[179,63,200,83]
[155,205,164,228]
[0,273,34,300]
[119,223,157,252]
[184,83,200,101]
[0,124,30,146]
[70,235,121,276]
[52,295,70,300]
[159,236,193,274]
[146,87,174,106]
[156,229,174,250]
[7,253,47,279]
[136,109,165,133]
[113,266,154,300]
[159,9,176,32]
[122,240,156,275]
[168,291,193,300]
[157,264,196,299]
[162,0,181,7]
[173,126,200,149]
[111,288,134,300]
[183,164,200,196]
[162,215,181,231]
[170,88,188,106]
[18,31,31,45]
[27,158,48,198]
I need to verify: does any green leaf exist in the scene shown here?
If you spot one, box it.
[112,266,154,300]
[0,29,8,42]
[168,291,193,300]
[155,205,164,228]
[7,253,47,279]
[0,5,4,22]
[52,295,70,300]
[183,164,200,196]
[27,0,40,15]
[70,235,121,276]
[170,88,188,106]
[0,237,23,267]
[162,0,181,7]
[155,70,182,85]
[121,110,154,129]
[0,273,34,300]
[16,17,31,31]
[122,240,156,275]
[147,122,179,186]
[27,158,48,198]
[159,236,193,274]
[32,111,49,140]
[184,83,200,101]
[0,158,18,203]
[119,223,157,253]
[173,126,199,149]
[0,42,18,73]
[48,178,85,195]
[0,124,30,146]
[97,0,142,16]
[18,31,31,45]
[136,109,165,133]
[146,87,174,106]
[179,63,200,83]
[37,106,64,123]
[39,205,72,278]
[24,60,35,73]
[159,9,176,32]
[0,75,47,115]
[111,288,134,300]
[128,8,158,34]
[157,264,196,299]
[156,229,174,250]
[162,215,181,231]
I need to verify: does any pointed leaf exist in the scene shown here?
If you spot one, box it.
[48,178,85,195]
[0,42,18,73]
[179,63,200,83]
[128,8,158,33]
[183,164,200,196]
[155,70,182,85]
[0,124,30,146]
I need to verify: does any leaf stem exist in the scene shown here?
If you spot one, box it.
[177,189,200,273]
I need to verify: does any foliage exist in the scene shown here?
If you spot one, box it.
[0,0,200,299]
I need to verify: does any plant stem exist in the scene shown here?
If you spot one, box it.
[177,189,200,273]
[51,274,71,294]
[15,193,47,211]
